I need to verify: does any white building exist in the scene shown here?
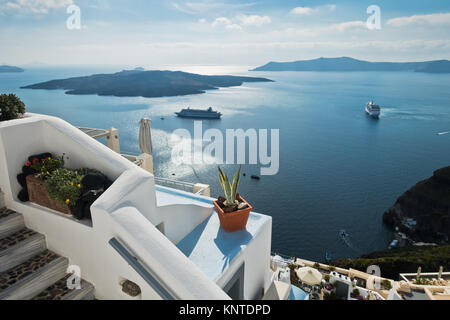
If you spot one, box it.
[0,114,272,300]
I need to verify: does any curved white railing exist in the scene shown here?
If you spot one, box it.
[93,168,229,300]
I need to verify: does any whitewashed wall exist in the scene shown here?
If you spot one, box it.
[0,114,230,300]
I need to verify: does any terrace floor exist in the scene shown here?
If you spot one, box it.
[176,211,270,281]
[155,185,271,282]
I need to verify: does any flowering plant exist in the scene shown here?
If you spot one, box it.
[45,168,83,207]
[325,284,334,291]
[27,154,65,178]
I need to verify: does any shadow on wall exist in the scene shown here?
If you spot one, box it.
[214,226,252,273]
[0,188,4,208]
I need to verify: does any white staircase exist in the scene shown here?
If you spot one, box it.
[0,208,95,300]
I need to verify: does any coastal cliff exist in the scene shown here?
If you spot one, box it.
[383,167,450,244]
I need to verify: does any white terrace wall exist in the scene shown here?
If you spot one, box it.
[0,114,229,300]
[216,216,272,300]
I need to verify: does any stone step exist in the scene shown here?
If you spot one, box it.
[0,250,69,300]
[32,274,95,300]
[0,229,46,273]
[0,209,25,239]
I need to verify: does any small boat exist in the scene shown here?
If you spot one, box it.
[251,175,260,180]
[365,100,381,118]
[340,229,349,240]
[325,252,332,262]
[388,239,399,250]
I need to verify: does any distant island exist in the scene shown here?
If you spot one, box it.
[0,65,24,73]
[21,69,273,98]
[251,57,450,73]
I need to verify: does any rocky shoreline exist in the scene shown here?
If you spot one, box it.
[383,166,450,244]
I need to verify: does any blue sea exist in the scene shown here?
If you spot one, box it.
[1,66,450,263]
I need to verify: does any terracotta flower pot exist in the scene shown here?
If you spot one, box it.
[213,195,253,232]
[26,174,71,215]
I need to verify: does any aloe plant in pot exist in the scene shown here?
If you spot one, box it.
[213,166,253,232]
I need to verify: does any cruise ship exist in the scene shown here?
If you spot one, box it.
[175,107,222,119]
[365,101,381,118]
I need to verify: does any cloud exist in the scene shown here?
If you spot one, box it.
[387,13,450,27]
[290,6,313,15]
[0,0,73,14]
[212,17,231,27]
[211,15,270,31]
[225,24,242,31]
[211,16,242,31]
[290,4,336,15]
[171,1,255,15]
[331,20,367,32]
[237,14,271,27]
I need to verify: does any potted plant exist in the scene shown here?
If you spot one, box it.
[44,168,85,214]
[24,154,71,214]
[20,152,112,219]
[213,166,253,232]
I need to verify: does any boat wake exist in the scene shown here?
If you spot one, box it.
[339,230,364,254]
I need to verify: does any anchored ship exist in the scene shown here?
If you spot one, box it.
[175,107,222,119]
[365,100,381,118]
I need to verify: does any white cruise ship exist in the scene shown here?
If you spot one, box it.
[365,101,381,118]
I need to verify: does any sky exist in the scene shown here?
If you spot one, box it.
[1,0,450,67]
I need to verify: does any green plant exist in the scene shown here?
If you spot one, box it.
[381,279,392,290]
[28,155,65,177]
[350,288,360,298]
[287,263,298,284]
[45,168,84,207]
[0,94,26,121]
[218,165,242,209]
[329,266,336,272]
[414,277,430,286]
[324,275,330,282]
[313,262,320,269]
[332,245,450,280]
